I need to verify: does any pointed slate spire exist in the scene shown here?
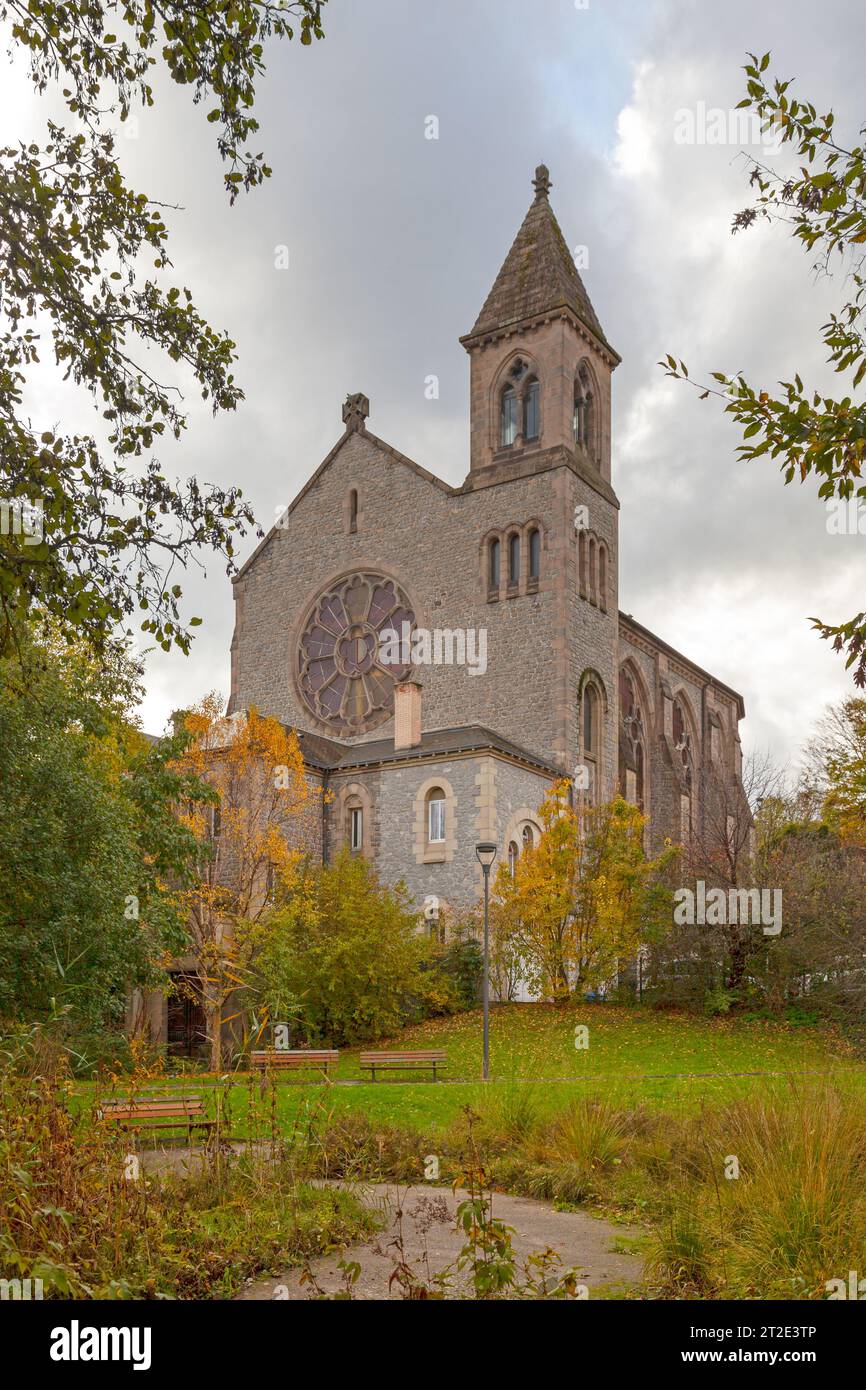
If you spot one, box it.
[464,165,610,350]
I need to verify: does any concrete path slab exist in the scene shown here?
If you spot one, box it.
[235,1182,643,1301]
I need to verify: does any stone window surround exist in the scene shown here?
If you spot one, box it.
[334,780,373,859]
[490,351,541,457]
[578,668,608,804]
[414,774,457,865]
[666,685,701,833]
[577,527,609,611]
[343,486,360,535]
[618,658,653,819]
[501,806,543,864]
[482,518,546,603]
[574,356,602,468]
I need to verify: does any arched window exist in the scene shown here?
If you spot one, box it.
[523,378,540,441]
[673,698,693,839]
[508,533,520,587]
[583,686,597,755]
[582,681,601,803]
[508,841,519,878]
[618,668,645,811]
[348,488,358,534]
[598,543,608,612]
[500,386,518,447]
[528,527,541,583]
[427,788,446,845]
[521,823,534,850]
[672,699,693,789]
[488,537,501,591]
[574,363,595,459]
[588,536,597,604]
[578,529,588,598]
[348,802,363,852]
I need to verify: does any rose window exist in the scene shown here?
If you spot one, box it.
[297,572,415,735]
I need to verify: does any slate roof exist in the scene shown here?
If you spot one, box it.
[294,723,561,776]
[463,165,613,353]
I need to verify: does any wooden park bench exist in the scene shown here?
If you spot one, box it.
[249,1049,339,1080]
[97,1094,214,1139]
[359,1050,446,1082]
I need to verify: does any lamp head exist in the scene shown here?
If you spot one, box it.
[475,841,498,870]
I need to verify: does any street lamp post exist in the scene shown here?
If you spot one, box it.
[475,841,498,1082]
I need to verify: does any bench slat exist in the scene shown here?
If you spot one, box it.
[100,1102,206,1112]
[359,1052,446,1062]
[98,1091,212,1130]
[250,1051,337,1065]
[106,1119,215,1130]
[103,1108,206,1118]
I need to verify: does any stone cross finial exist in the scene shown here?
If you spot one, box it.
[342,393,370,431]
[533,164,551,201]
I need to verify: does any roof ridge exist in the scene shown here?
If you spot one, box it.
[234,425,454,582]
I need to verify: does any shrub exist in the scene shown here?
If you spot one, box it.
[0,1029,373,1297]
[434,932,483,1011]
[252,852,456,1046]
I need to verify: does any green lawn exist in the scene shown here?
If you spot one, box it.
[83,1004,866,1136]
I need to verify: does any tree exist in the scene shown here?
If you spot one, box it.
[491,781,674,1004]
[661,53,866,681]
[257,852,454,1047]
[0,1,325,657]
[815,697,866,846]
[173,695,315,1068]
[756,814,866,1020]
[649,728,866,1020]
[0,625,209,1044]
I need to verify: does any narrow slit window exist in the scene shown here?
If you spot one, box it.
[500,387,518,447]
[508,533,520,587]
[523,379,540,441]
[529,528,541,582]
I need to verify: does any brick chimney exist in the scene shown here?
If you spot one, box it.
[394,677,422,751]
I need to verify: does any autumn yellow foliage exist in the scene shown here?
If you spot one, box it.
[491,780,675,1003]
[173,693,315,1066]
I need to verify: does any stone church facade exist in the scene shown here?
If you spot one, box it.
[220,164,747,928]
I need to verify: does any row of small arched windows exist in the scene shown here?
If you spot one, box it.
[487,524,541,598]
[578,530,608,611]
[507,823,538,877]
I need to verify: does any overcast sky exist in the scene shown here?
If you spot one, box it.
[2,0,863,768]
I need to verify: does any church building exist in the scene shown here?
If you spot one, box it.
[224,164,747,927]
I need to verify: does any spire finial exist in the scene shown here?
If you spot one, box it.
[533,164,551,201]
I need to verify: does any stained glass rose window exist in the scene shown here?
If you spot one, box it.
[297,572,415,735]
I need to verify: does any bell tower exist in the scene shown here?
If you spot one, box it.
[460,165,619,489]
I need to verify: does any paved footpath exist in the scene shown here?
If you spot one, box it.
[234,1182,644,1301]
